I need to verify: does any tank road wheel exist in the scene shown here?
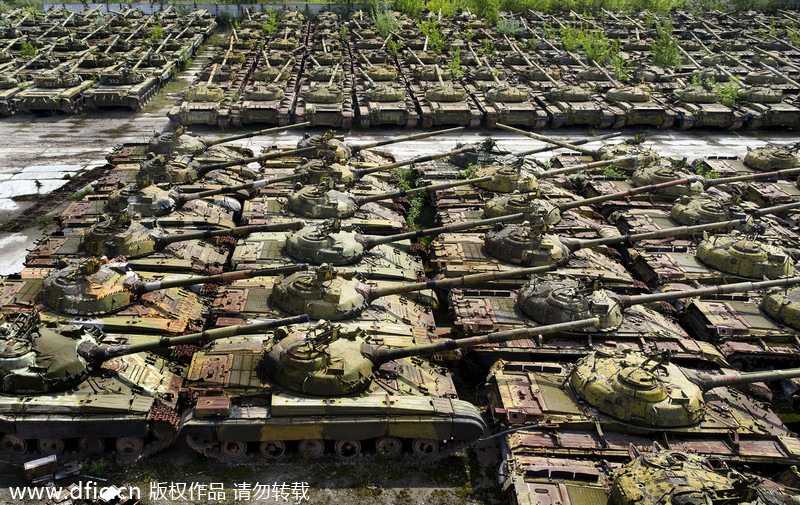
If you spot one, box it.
[375,436,403,458]
[115,437,144,456]
[298,439,324,458]
[0,434,27,456]
[37,438,65,456]
[412,438,439,457]
[258,440,286,459]
[220,441,248,459]
[79,437,105,455]
[334,439,361,459]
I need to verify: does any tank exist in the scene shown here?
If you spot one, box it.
[40,258,306,316]
[15,48,96,114]
[237,53,298,126]
[181,317,596,461]
[0,312,304,460]
[294,63,354,128]
[84,48,159,110]
[611,449,800,505]
[353,66,419,128]
[487,341,800,464]
[84,215,302,258]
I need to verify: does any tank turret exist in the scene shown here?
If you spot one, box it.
[85,218,303,258]
[262,316,599,396]
[485,217,748,267]
[696,230,794,279]
[0,310,306,395]
[517,276,800,334]
[273,263,559,320]
[611,448,800,505]
[744,143,800,172]
[284,215,521,265]
[572,346,800,429]
[147,122,311,158]
[41,257,308,316]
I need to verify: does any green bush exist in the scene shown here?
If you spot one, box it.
[471,0,500,25]
[448,46,463,78]
[652,19,681,70]
[19,41,36,57]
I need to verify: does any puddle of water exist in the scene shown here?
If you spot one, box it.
[0,230,44,276]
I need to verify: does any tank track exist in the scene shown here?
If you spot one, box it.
[185,435,474,465]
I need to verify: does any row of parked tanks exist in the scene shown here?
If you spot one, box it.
[171,7,800,131]
[3,122,800,504]
[0,6,215,114]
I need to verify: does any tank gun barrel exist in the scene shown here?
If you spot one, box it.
[132,264,309,294]
[351,127,465,153]
[365,317,600,365]
[496,123,600,158]
[359,67,377,87]
[514,132,621,157]
[154,221,304,248]
[176,172,307,202]
[352,144,482,178]
[197,146,319,174]
[621,276,800,308]
[754,47,800,74]
[677,45,701,69]
[78,314,309,365]
[538,156,641,178]
[204,122,311,146]
[559,177,701,211]
[761,63,800,88]
[567,217,747,251]
[353,174,493,205]
[272,58,293,84]
[357,262,556,303]
[704,166,800,186]
[693,367,800,392]
[360,213,525,251]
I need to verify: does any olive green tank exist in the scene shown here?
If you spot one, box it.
[611,449,800,505]
[181,317,594,461]
[0,312,302,461]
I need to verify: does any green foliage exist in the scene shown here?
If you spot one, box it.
[694,162,719,179]
[391,167,426,228]
[712,81,741,107]
[480,37,496,58]
[610,38,630,81]
[93,15,106,28]
[425,0,470,17]
[461,163,477,178]
[340,25,349,42]
[496,17,523,35]
[690,73,703,87]
[19,41,36,57]
[788,27,800,48]
[603,166,627,178]
[448,46,463,79]
[146,22,163,42]
[372,4,400,37]
[651,19,681,70]
[86,459,108,477]
[418,19,445,54]
[542,22,556,40]
[462,27,474,42]
[386,37,403,56]
[393,0,424,17]
[471,0,500,25]
[559,24,584,51]
[261,10,278,35]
